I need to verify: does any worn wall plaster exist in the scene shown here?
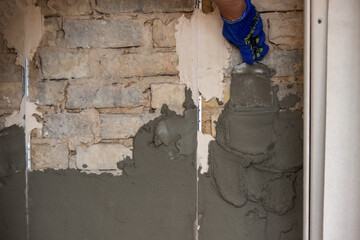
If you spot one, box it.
[175,8,231,103]
[1,0,43,66]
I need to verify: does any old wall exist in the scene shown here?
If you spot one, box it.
[0,0,304,239]
[29,0,194,173]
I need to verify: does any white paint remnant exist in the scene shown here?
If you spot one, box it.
[175,8,232,104]
[197,131,214,174]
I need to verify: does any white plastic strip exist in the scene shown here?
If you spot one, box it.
[309,0,328,239]
[303,0,310,238]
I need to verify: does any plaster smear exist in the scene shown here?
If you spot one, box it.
[5,97,43,145]
[197,131,214,174]
[1,0,43,66]
[176,9,231,103]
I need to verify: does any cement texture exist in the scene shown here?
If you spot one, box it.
[199,63,303,239]
[0,125,26,239]
[28,93,197,240]
[0,125,26,177]
[216,64,279,163]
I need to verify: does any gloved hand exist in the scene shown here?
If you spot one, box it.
[222,0,269,64]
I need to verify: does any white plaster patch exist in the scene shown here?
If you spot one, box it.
[175,9,232,104]
[197,131,214,174]
[5,97,43,144]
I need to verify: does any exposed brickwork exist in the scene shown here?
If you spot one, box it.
[66,83,148,109]
[151,83,186,114]
[31,143,69,170]
[39,48,92,79]
[94,0,194,14]
[20,0,303,171]
[100,113,159,139]
[153,18,178,48]
[25,2,189,171]
[0,33,22,119]
[64,19,142,48]
[76,143,132,170]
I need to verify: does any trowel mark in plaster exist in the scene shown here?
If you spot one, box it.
[197,63,303,239]
[175,8,232,104]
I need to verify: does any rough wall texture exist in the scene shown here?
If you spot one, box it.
[0,32,22,128]
[0,126,27,239]
[29,0,192,172]
[199,63,303,240]
[201,0,304,138]
[28,102,197,240]
[0,0,303,239]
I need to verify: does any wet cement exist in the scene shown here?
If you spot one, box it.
[0,125,27,239]
[0,125,26,177]
[0,64,302,239]
[199,63,303,240]
[28,96,197,240]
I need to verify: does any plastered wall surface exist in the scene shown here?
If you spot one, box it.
[199,63,303,240]
[0,0,304,239]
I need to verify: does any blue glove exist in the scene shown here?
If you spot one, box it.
[222,0,269,64]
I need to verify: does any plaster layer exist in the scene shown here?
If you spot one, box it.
[199,63,303,239]
[29,101,196,240]
[175,8,231,103]
[0,125,26,240]
[27,94,198,240]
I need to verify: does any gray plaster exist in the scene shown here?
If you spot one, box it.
[28,91,197,240]
[0,125,26,239]
[154,106,197,160]
[208,141,247,207]
[0,125,26,177]
[216,64,279,163]
[199,63,303,239]
[279,94,301,109]
[0,172,27,240]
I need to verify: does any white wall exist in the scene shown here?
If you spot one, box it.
[323,0,360,239]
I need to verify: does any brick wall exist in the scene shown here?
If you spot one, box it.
[28,0,194,172]
[0,0,304,173]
